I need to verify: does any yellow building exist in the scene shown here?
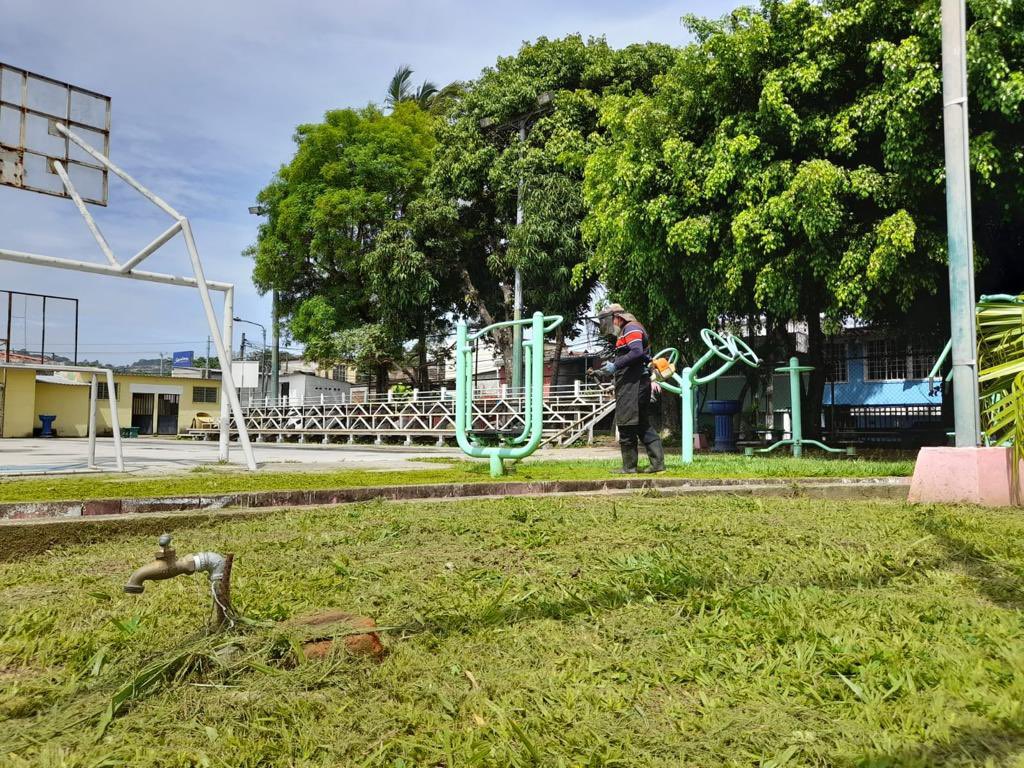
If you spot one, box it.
[0,366,222,438]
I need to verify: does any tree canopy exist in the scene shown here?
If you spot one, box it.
[420,35,677,367]
[250,102,450,388]
[249,9,1024,402]
[582,0,1024,426]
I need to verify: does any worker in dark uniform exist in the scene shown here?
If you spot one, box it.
[596,304,666,474]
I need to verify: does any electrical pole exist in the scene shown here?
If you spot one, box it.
[941,0,981,446]
[158,352,164,376]
[271,290,279,403]
[478,92,553,391]
[511,120,526,393]
[205,336,211,380]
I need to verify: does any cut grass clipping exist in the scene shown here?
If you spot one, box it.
[0,453,914,503]
[3,493,1024,766]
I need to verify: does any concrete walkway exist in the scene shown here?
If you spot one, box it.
[0,437,620,476]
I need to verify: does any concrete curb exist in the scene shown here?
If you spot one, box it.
[0,475,910,522]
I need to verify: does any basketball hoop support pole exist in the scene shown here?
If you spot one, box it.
[0,123,256,470]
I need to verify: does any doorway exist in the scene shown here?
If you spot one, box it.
[131,393,154,435]
[157,393,180,435]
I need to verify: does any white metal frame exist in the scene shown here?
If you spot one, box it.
[1,362,124,471]
[0,122,257,470]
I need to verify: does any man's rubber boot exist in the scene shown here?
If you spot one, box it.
[612,443,639,474]
[642,433,666,473]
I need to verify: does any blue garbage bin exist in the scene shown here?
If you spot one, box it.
[707,400,741,452]
[38,414,57,438]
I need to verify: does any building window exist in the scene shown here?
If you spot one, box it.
[331,365,347,382]
[97,382,120,399]
[824,340,847,383]
[865,339,907,381]
[865,338,939,381]
[909,341,938,380]
[193,386,218,404]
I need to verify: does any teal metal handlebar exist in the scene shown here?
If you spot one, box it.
[468,314,564,342]
[456,312,564,476]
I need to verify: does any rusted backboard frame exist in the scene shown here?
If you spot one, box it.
[0,62,110,205]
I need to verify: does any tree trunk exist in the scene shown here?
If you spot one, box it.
[496,329,514,387]
[417,320,428,389]
[550,326,565,387]
[803,312,826,440]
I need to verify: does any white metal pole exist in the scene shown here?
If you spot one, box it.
[105,369,124,471]
[941,0,981,446]
[87,373,97,468]
[57,124,183,219]
[52,161,118,267]
[120,221,182,273]
[180,220,256,470]
[0,248,231,291]
[219,286,233,462]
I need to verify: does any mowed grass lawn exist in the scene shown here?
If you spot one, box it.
[8,495,1024,765]
[3,493,1023,766]
[0,453,914,503]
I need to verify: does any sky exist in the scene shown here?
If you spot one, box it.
[0,0,735,365]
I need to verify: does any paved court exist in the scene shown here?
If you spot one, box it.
[0,437,618,476]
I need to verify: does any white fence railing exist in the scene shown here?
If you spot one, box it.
[201,382,615,446]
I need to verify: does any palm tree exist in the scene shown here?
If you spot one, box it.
[977,294,1024,453]
[385,65,462,113]
[385,65,416,109]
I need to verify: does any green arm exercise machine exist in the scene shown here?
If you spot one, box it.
[653,329,760,464]
[455,312,564,477]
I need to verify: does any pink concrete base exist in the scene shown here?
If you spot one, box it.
[908,446,1022,506]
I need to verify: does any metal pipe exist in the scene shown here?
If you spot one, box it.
[52,160,118,267]
[681,367,694,464]
[219,287,233,462]
[180,220,257,471]
[270,289,279,403]
[788,357,803,457]
[106,368,124,471]
[55,123,183,220]
[940,0,981,446]
[511,121,526,391]
[87,373,97,468]
[0,247,232,292]
[120,221,182,273]
[124,556,197,593]
[5,293,11,363]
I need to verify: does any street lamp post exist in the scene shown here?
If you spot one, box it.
[248,205,280,405]
[940,0,981,446]
[234,316,267,399]
[479,91,553,391]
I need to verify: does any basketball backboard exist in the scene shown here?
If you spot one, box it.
[0,63,110,205]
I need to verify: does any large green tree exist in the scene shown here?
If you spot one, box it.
[250,102,453,390]
[422,35,676,376]
[583,0,1024,433]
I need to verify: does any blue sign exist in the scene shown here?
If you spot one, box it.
[172,350,194,368]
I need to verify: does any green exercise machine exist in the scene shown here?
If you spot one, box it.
[455,312,564,477]
[743,357,853,457]
[652,329,760,464]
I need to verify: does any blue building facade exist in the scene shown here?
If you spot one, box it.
[694,331,945,445]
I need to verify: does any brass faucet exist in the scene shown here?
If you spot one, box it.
[124,534,226,594]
